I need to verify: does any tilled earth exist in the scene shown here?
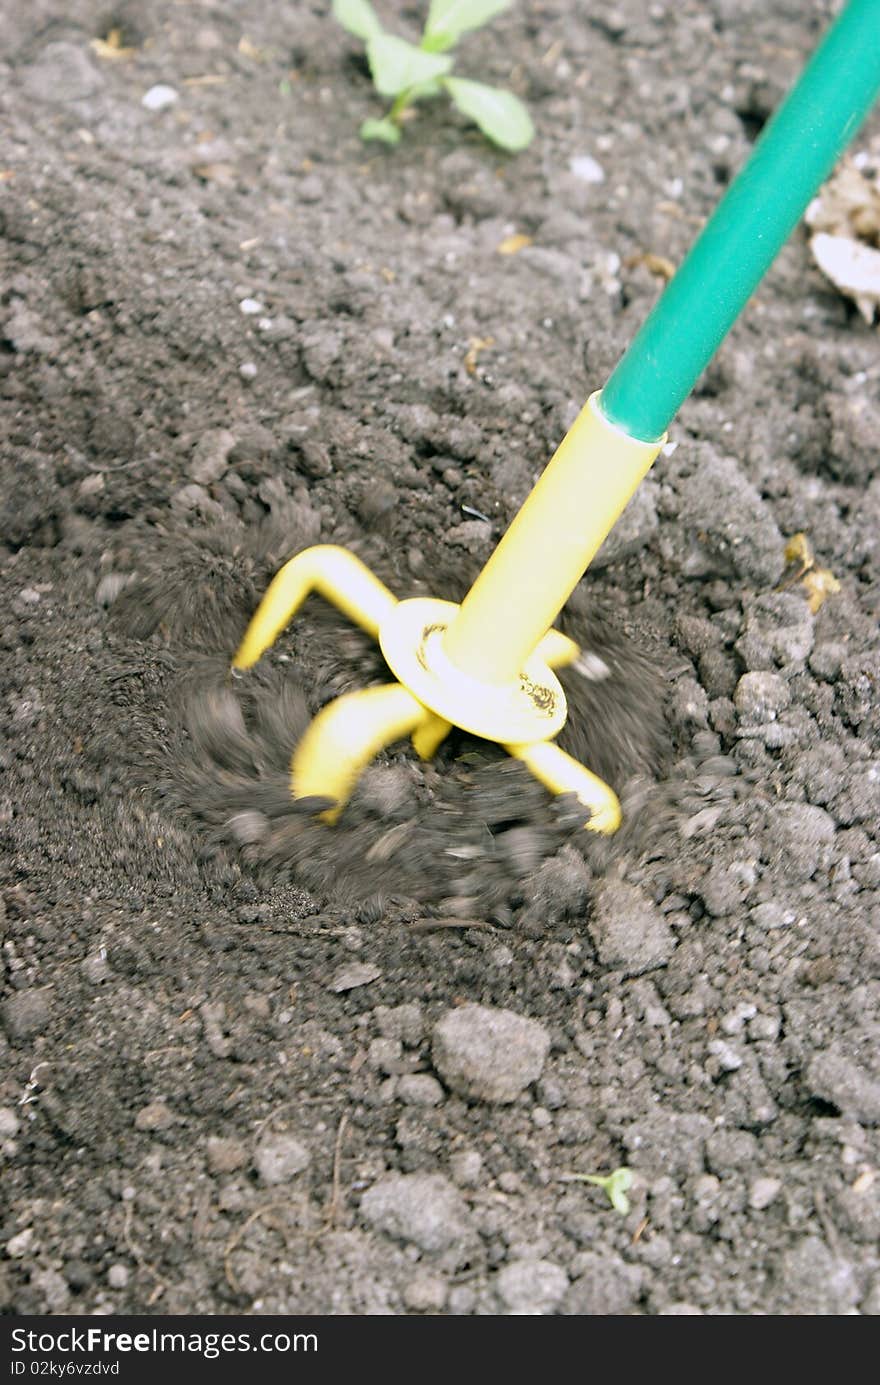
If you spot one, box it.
[1,0,879,1316]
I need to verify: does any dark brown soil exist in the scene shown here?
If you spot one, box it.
[2,0,879,1317]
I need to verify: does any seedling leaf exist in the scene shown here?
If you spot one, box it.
[332,0,383,42]
[360,116,402,144]
[367,34,453,98]
[566,1167,633,1215]
[425,0,512,51]
[444,77,534,150]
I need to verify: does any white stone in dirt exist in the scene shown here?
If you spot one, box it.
[142,84,179,112]
[431,1004,550,1104]
[254,1133,311,1185]
[6,1228,34,1259]
[0,1107,21,1138]
[495,1259,569,1315]
[107,1264,129,1289]
[328,961,382,993]
[749,1177,782,1210]
[806,1046,880,1125]
[570,154,606,183]
[239,298,264,315]
[397,1074,444,1106]
[588,879,676,975]
[360,1173,472,1253]
[750,901,796,931]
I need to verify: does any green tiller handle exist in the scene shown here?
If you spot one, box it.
[601,0,880,443]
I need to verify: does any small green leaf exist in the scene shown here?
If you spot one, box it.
[606,1167,633,1215]
[425,0,512,50]
[443,77,534,151]
[366,34,453,98]
[566,1167,633,1216]
[360,116,401,145]
[332,0,383,42]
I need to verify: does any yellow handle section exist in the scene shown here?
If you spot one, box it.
[443,393,664,685]
[291,683,428,823]
[507,740,621,834]
[233,545,398,670]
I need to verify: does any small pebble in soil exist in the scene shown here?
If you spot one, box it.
[0,1108,21,1138]
[431,1004,550,1104]
[206,1136,248,1175]
[750,901,796,931]
[107,1264,129,1290]
[749,1177,782,1210]
[360,1173,473,1253]
[142,85,179,112]
[6,1228,35,1259]
[569,154,606,183]
[329,961,382,993]
[134,1101,174,1132]
[80,950,111,984]
[396,1074,444,1107]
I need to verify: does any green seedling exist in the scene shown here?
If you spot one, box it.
[332,0,534,151]
[565,1167,633,1215]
